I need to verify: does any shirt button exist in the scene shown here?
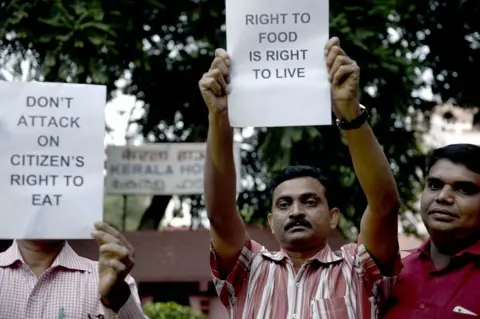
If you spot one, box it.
[419,304,425,309]
[295,283,300,287]
[293,315,297,318]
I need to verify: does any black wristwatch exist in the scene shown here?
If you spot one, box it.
[336,105,369,130]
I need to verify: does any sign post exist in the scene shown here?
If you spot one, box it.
[105,143,242,195]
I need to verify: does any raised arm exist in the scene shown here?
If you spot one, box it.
[199,49,248,277]
[325,38,400,275]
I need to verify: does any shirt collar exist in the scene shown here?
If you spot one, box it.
[0,241,22,267]
[0,240,91,272]
[416,239,430,255]
[260,243,343,264]
[412,238,480,258]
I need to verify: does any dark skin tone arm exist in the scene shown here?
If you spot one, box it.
[347,125,400,275]
[325,37,401,276]
[199,49,247,278]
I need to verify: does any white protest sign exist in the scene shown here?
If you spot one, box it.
[0,82,106,239]
[105,143,242,195]
[226,0,331,127]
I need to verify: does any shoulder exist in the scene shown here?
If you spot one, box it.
[338,243,362,259]
[399,249,422,269]
[78,256,99,268]
[339,243,360,253]
[70,256,138,285]
[63,254,102,275]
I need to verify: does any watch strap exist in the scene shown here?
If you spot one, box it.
[335,105,369,130]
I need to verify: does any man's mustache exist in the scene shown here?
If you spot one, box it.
[284,219,312,231]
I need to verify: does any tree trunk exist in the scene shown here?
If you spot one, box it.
[137,195,172,230]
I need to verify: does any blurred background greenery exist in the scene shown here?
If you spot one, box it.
[1,0,478,239]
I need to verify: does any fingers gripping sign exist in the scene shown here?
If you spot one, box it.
[324,37,361,120]
[91,222,135,310]
[199,49,231,115]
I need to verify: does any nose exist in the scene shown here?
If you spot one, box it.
[288,201,305,218]
[435,185,455,205]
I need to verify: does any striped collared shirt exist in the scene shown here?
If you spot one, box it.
[0,240,146,319]
[211,239,401,319]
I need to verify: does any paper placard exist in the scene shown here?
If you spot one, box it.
[226,0,331,127]
[105,143,242,195]
[0,82,106,239]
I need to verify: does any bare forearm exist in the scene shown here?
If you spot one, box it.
[343,123,400,215]
[205,113,237,217]
[324,38,400,274]
[346,121,400,274]
[205,112,246,250]
[199,49,247,275]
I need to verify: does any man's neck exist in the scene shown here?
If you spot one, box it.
[284,246,325,272]
[17,240,65,277]
[429,237,478,269]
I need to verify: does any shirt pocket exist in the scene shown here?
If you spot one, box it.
[310,297,354,319]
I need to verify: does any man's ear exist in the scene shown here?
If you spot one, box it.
[329,207,339,230]
[267,213,275,234]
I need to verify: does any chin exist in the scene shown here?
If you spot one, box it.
[23,239,65,245]
[284,233,314,245]
[426,221,458,236]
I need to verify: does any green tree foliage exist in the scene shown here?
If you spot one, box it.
[143,301,206,319]
[395,0,480,124]
[103,195,151,230]
[0,0,475,236]
[397,1,479,105]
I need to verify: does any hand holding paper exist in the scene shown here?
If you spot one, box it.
[225,0,331,127]
[92,222,135,312]
[199,49,231,117]
[325,37,361,120]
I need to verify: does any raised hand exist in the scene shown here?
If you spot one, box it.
[91,222,135,312]
[325,37,361,120]
[199,49,230,115]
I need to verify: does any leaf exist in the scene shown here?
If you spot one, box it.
[144,0,166,9]
[36,35,55,43]
[74,40,84,48]
[86,35,105,46]
[80,21,116,36]
[38,16,68,28]
[44,51,56,67]
[143,301,205,319]
[55,31,74,42]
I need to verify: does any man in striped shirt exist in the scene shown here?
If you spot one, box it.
[198,37,402,318]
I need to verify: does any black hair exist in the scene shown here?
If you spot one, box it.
[427,143,480,175]
[268,165,334,207]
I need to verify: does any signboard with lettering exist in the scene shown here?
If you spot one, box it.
[105,143,242,195]
[226,0,331,127]
[0,82,106,239]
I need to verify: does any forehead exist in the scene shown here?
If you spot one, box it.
[428,159,480,184]
[273,176,325,198]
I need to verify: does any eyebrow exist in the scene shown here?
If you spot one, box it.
[276,192,320,202]
[427,176,479,186]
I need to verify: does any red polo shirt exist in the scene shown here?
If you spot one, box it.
[382,239,480,318]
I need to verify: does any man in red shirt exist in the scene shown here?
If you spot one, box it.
[383,143,480,318]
